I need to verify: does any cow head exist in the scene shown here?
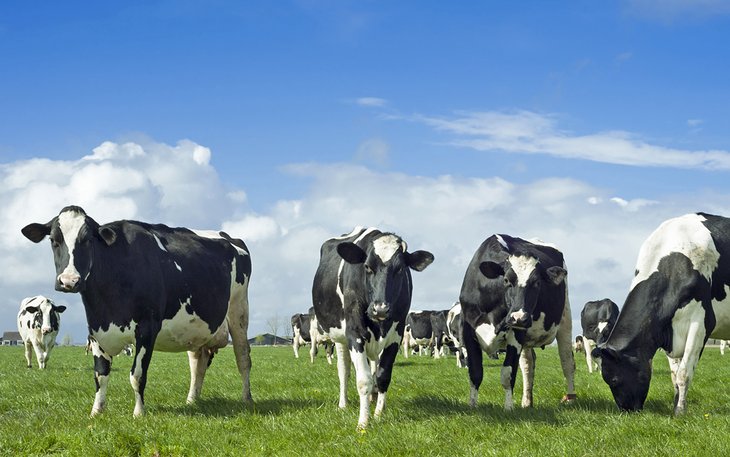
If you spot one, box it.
[21,296,66,334]
[479,256,566,330]
[337,233,434,322]
[595,346,651,412]
[22,206,113,293]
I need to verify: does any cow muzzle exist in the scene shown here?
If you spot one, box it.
[57,273,81,292]
[368,302,390,322]
[42,327,53,335]
[506,310,532,330]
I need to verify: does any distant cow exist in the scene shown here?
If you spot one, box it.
[595,213,730,415]
[721,340,730,355]
[291,313,312,359]
[403,311,434,357]
[22,205,253,417]
[311,227,434,429]
[430,310,451,358]
[578,299,619,373]
[459,234,575,410]
[308,308,334,364]
[447,302,468,368]
[17,296,66,369]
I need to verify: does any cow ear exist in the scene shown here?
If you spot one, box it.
[54,305,67,313]
[25,306,39,314]
[479,261,504,279]
[337,242,367,264]
[545,266,567,285]
[405,250,434,272]
[98,226,117,246]
[21,222,51,243]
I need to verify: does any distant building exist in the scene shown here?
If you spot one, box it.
[1,331,23,346]
[248,333,292,346]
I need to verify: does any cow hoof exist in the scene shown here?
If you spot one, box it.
[561,394,578,403]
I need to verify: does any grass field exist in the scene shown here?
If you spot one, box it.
[1,344,730,456]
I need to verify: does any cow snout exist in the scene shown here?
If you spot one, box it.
[57,273,80,291]
[42,326,52,335]
[368,302,390,321]
[506,310,532,329]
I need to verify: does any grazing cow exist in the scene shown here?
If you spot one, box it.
[447,302,468,368]
[291,313,312,359]
[311,226,434,429]
[595,213,730,415]
[430,310,451,359]
[22,205,253,417]
[578,299,619,373]
[459,234,575,410]
[402,311,434,357]
[17,296,66,369]
[308,308,335,364]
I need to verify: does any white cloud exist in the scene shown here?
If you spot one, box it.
[355,97,388,107]
[417,110,730,170]
[355,138,390,167]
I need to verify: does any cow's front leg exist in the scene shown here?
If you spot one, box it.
[463,323,484,407]
[373,342,399,420]
[23,340,33,368]
[556,301,577,402]
[187,348,212,404]
[350,347,373,429]
[519,347,535,408]
[667,355,681,411]
[501,343,521,410]
[131,326,159,417]
[31,340,45,369]
[335,342,350,408]
[90,341,112,417]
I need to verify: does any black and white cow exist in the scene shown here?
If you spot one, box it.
[22,205,253,417]
[578,298,619,373]
[459,234,575,410]
[447,302,468,368]
[595,212,730,415]
[311,226,434,429]
[430,310,451,359]
[308,307,335,364]
[291,313,312,359]
[402,311,434,357]
[17,295,66,369]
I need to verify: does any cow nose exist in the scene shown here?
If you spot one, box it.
[507,310,532,329]
[369,302,390,321]
[42,327,52,335]
[57,273,80,290]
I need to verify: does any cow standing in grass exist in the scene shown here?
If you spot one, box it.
[22,205,253,417]
[291,313,312,359]
[17,295,66,369]
[578,298,619,373]
[595,213,730,415]
[311,227,434,429]
[447,302,468,368]
[402,310,434,357]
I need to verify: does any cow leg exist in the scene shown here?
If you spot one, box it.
[373,342,399,420]
[668,320,706,415]
[520,347,536,408]
[293,336,300,359]
[31,340,44,369]
[583,336,594,373]
[556,300,577,401]
[402,332,410,358]
[325,342,334,365]
[501,343,521,411]
[186,348,212,404]
[463,323,483,407]
[310,340,318,364]
[23,340,33,368]
[350,348,373,429]
[90,341,112,417]
[335,342,351,408]
[227,291,253,404]
[667,355,681,411]
[130,328,158,417]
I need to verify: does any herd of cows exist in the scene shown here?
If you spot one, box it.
[14,205,730,429]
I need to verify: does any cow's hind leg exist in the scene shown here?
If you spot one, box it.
[556,298,577,402]
[90,341,113,417]
[227,285,253,404]
[335,342,351,408]
[463,323,484,407]
[130,327,159,417]
[668,319,706,415]
[520,347,536,408]
[373,342,399,421]
[187,348,212,404]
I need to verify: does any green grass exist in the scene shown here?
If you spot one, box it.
[1,345,730,456]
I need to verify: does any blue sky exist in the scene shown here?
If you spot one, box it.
[2,1,730,342]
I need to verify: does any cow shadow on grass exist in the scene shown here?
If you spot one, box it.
[153,396,321,418]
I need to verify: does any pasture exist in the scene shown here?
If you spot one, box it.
[1,345,730,456]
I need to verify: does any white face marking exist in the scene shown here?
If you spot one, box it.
[174,261,182,271]
[597,321,609,334]
[632,213,719,288]
[508,255,539,287]
[58,211,86,279]
[192,229,249,256]
[373,235,402,263]
[153,234,167,251]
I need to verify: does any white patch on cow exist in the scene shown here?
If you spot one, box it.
[174,261,182,272]
[632,213,719,287]
[710,285,730,340]
[510,310,527,323]
[523,312,557,347]
[597,321,609,334]
[474,322,503,356]
[365,322,401,361]
[58,210,86,280]
[192,229,249,256]
[668,299,706,358]
[495,234,509,249]
[373,235,402,263]
[92,322,137,356]
[527,237,558,249]
[153,234,167,252]
[129,346,147,391]
[154,299,224,352]
[508,255,539,287]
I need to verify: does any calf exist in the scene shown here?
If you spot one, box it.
[291,313,312,359]
[22,205,253,417]
[311,226,433,429]
[579,298,619,373]
[595,213,730,415]
[447,302,468,368]
[17,296,66,369]
[459,234,575,410]
[402,311,434,357]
